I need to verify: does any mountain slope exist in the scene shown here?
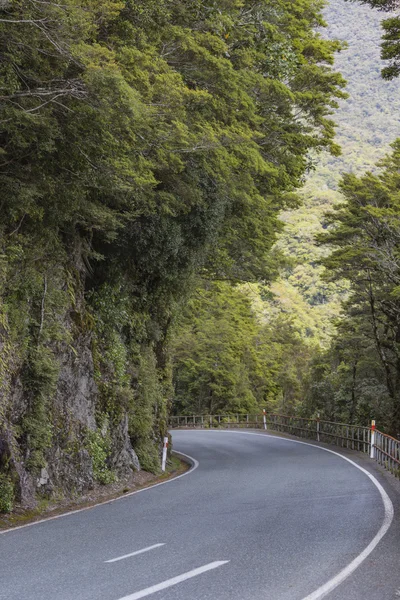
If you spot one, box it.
[268,0,400,346]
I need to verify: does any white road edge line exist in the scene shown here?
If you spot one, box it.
[0,451,199,536]
[105,543,165,564]
[188,429,395,600]
[116,560,229,600]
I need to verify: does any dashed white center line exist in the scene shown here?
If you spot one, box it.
[105,543,165,564]
[116,560,230,600]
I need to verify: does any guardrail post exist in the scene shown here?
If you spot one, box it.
[370,420,376,459]
[317,413,320,442]
[161,436,168,472]
[263,409,267,431]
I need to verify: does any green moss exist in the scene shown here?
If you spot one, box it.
[167,454,182,472]
[89,283,168,475]
[22,347,58,472]
[0,474,14,513]
[85,429,116,485]
[0,302,12,427]
[90,284,134,424]
[129,347,162,474]
[135,441,160,474]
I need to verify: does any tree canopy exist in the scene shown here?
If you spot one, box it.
[317,142,400,435]
[170,0,400,437]
[349,0,400,78]
[0,0,347,509]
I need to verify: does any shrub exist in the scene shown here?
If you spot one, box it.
[0,474,14,513]
[86,430,116,485]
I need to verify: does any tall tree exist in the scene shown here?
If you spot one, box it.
[172,282,278,415]
[320,141,400,435]
[0,0,346,507]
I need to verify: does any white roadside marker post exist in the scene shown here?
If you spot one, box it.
[317,413,320,442]
[263,409,267,431]
[161,436,168,472]
[370,420,376,459]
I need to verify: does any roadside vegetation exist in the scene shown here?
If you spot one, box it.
[2,0,400,513]
[0,0,345,512]
[172,0,400,439]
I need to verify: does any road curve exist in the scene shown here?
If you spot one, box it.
[0,430,399,600]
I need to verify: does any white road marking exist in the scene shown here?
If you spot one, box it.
[192,430,395,600]
[116,561,229,600]
[105,543,165,564]
[0,451,199,535]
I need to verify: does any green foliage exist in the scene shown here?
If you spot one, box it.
[348,0,400,78]
[247,0,400,427]
[172,282,279,415]
[321,0,400,176]
[0,474,14,514]
[85,429,116,485]
[0,0,346,289]
[130,348,162,474]
[172,278,321,415]
[171,0,400,439]
[0,302,12,427]
[306,325,393,426]
[0,0,348,496]
[90,282,164,475]
[90,283,133,423]
[313,142,400,435]
[21,348,58,472]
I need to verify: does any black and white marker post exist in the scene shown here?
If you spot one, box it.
[370,420,376,459]
[161,436,168,472]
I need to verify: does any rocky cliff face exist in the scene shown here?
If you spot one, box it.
[0,262,169,510]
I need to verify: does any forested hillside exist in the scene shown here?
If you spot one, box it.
[301,0,400,436]
[172,0,400,432]
[2,0,400,515]
[0,0,344,512]
[274,0,400,339]
[318,0,400,176]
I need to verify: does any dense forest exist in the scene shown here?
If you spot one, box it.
[0,0,345,511]
[172,0,400,437]
[1,0,400,514]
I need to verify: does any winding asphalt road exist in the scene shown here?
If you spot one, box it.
[1,430,399,600]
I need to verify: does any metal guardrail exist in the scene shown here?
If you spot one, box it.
[169,413,400,478]
[374,430,400,476]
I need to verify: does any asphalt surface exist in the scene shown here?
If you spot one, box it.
[0,430,399,600]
